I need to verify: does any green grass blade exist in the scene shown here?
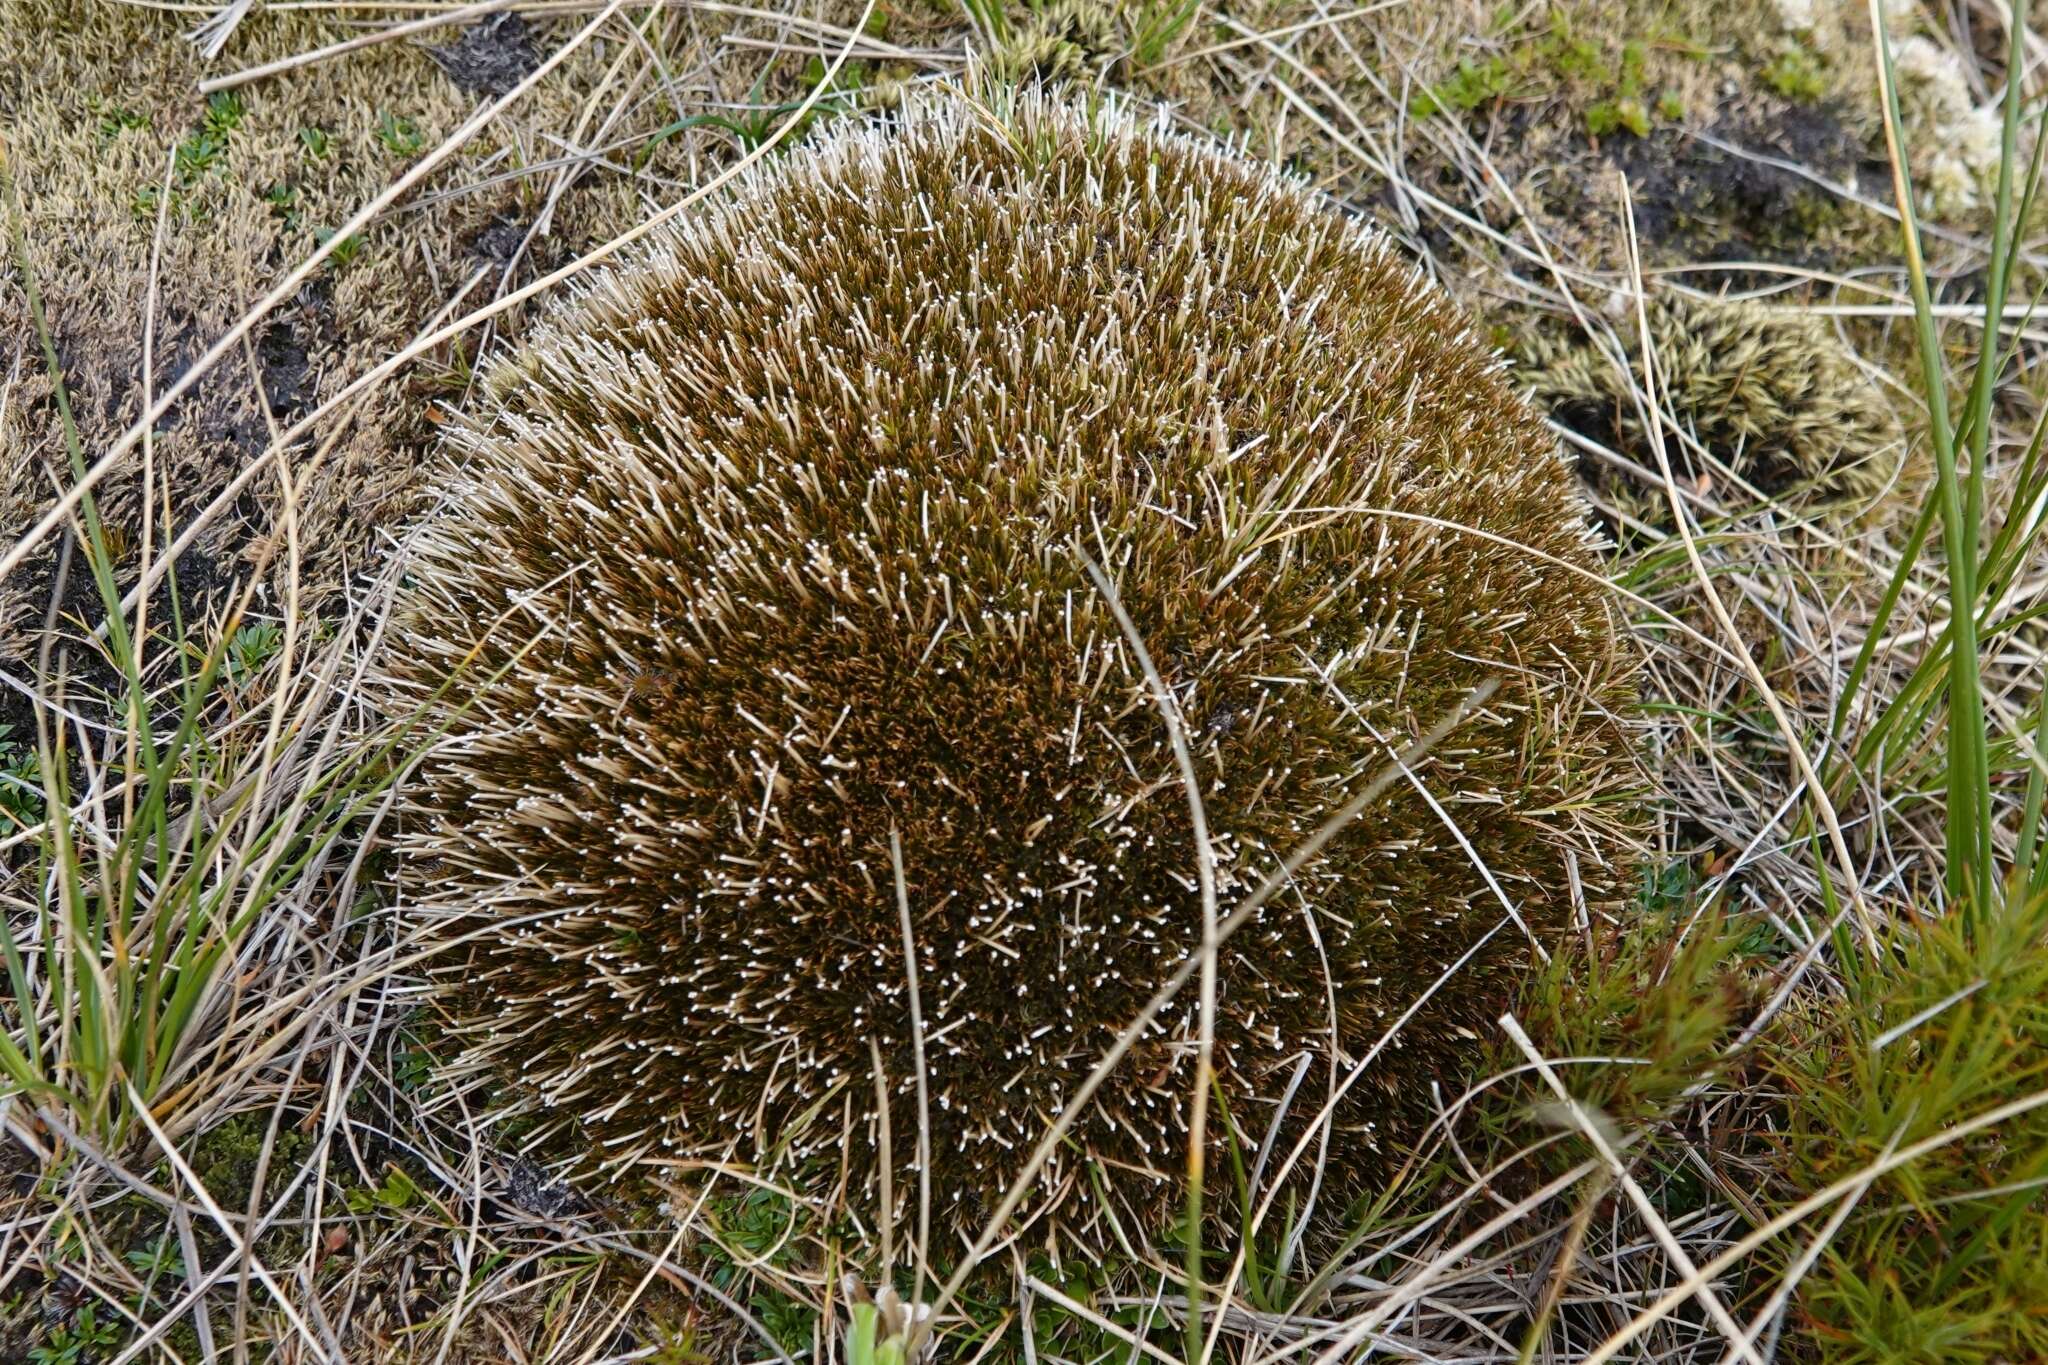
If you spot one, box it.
[1872,9,1994,910]
[1958,13,2028,571]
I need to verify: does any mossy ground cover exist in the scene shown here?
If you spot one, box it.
[3,0,2047,1361]
[0,0,851,678]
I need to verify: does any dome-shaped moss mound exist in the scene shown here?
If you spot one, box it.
[390,92,1639,1238]
[1518,293,1907,520]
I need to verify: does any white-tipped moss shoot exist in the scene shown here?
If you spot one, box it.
[388,91,1640,1238]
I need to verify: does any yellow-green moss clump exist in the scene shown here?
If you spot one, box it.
[389,92,1640,1238]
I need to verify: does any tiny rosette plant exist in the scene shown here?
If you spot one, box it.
[387,91,1639,1239]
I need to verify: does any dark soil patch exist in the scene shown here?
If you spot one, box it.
[256,320,314,417]
[0,541,229,766]
[498,1156,593,1219]
[156,325,273,461]
[469,216,533,268]
[0,276,347,770]
[1602,98,1879,278]
[430,13,540,98]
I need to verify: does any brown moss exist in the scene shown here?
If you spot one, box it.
[388,91,1642,1239]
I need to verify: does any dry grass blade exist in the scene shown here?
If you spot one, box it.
[1078,549,1221,1363]
[126,1084,337,1358]
[1583,1080,2048,1365]
[1498,1015,1760,1365]
[1616,173,1880,955]
[889,827,932,1309]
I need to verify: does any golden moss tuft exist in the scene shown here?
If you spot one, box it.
[390,92,1640,1237]
[987,0,1123,85]
[1518,292,1907,517]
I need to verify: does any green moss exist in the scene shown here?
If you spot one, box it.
[1411,55,1520,115]
[1400,881,1770,1357]
[1486,890,1754,1146]
[185,1110,314,1211]
[1618,37,1647,96]
[1762,42,1827,102]
[1586,95,1650,137]
[1542,13,1607,82]
[1409,11,1685,138]
[1766,897,2048,1363]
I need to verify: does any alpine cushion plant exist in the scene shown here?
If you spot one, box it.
[1518,292,1907,522]
[386,91,1641,1245]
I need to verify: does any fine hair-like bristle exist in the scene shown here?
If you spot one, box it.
[387,89,1640,1238]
